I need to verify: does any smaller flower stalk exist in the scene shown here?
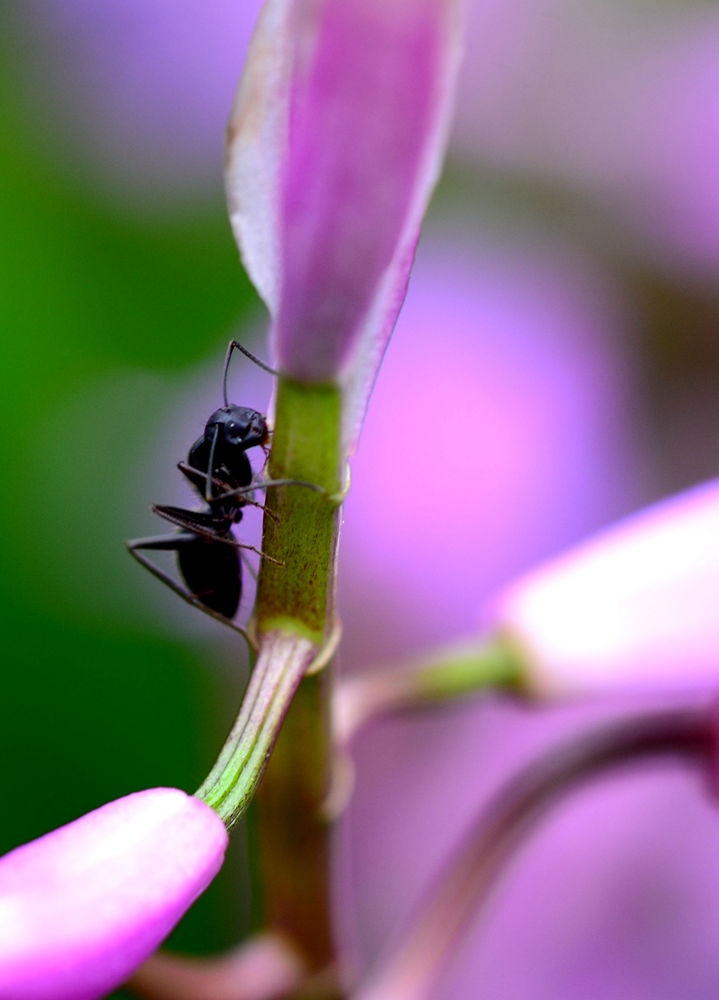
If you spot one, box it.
[335,636,524,744]
[355,708,718,1000]
[196,630,318,827]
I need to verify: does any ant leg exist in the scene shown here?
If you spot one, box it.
[234,543,284,566]
[222,340,279,405]
[234,498,280,524]
[255,477,325,493]
[152,506,234,542]
[215,478,325,503]
[256,476,325,493]
[239,548,258,582]
[149,507,283,565]
[150,506,269,555]
[254,503,280,524]
[126,535,251,645]
[176,462,279,523]
[204,424,220,502]
[259,436,275,475]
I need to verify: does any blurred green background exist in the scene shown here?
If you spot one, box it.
[0,19,265,979]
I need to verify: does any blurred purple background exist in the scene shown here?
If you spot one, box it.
[454,0,719,278]
[5,1,719,997]
[11,0,264,206]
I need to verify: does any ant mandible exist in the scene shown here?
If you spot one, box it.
[127,340,315,636]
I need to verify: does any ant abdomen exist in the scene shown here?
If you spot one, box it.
[177,534,242,619]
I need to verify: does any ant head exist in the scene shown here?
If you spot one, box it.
[206,405,269,451]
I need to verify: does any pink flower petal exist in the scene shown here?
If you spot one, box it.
[490,479,719,695]
[226,0,461,448]
[0,788,228,1000]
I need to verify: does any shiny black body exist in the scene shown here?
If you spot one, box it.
[177,404,268,615]
[187,404,267,515]
[127,347,270,626]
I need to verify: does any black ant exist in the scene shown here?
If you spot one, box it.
[127,341,317,636]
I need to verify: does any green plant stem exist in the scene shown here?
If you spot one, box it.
[335,635,525,744]
[251,377,345,977]
[196,631,317,827]
[255,667,336,973]
[254,377,343,640]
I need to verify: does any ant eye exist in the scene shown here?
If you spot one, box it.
[227,423,241,436]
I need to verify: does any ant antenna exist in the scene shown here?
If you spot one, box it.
[222,340,280,406]
[205,423,220,502]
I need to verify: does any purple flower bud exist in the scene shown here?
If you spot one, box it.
[0,788,228,1000]
[490,479,719,695]
[226,0,461,447]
